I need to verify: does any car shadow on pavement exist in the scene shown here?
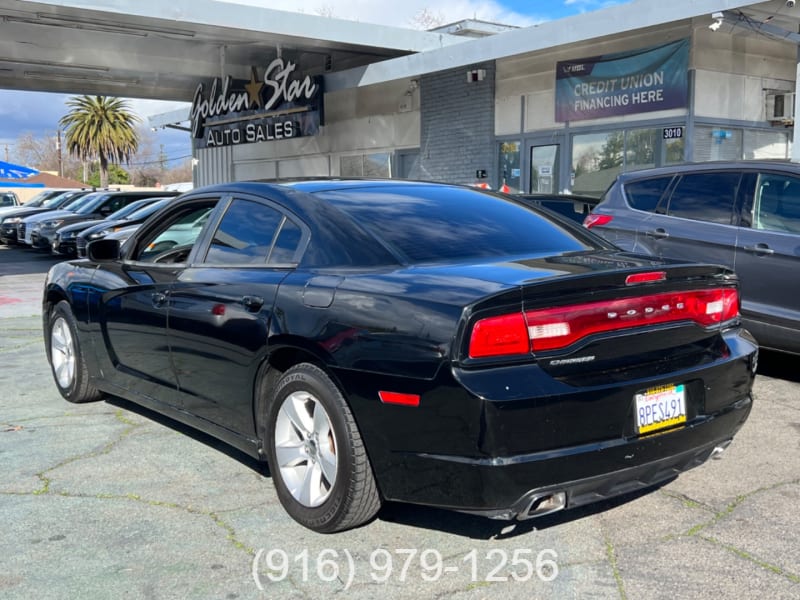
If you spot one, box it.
[377,485,666,540]
[756,349,800,383]
[104,396,269,476]
[106,395,670,539]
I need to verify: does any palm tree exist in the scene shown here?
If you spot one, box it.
[59,96,140,188]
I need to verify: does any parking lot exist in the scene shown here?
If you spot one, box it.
[1,244,798,599]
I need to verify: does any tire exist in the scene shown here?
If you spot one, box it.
[265,363,381,533]
[47,300,103,404]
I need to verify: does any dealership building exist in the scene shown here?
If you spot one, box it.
[3,0,800,195]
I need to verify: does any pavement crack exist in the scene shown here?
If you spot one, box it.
[698,534,800,584]
[31,408,143,495]
[659,489,716,513]
[685,477,800,537]
[601,523,628,600]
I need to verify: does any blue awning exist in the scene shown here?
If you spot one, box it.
[0,160,39,179]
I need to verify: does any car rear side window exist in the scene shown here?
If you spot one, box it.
[664,172,740,224]
[623,176,672,212]
[269,218,302,264]
[205,199,284,264]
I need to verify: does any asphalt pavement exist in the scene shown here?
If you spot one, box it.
[1,245,798,599]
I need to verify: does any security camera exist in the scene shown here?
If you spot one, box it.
[788,0,796,8]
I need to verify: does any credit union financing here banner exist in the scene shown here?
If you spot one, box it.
[555,39,689,122]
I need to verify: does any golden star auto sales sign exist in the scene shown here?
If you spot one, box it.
[190,58,325,148]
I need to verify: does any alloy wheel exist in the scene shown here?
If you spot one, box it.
[50,316,75,389]
[273,390,338,507]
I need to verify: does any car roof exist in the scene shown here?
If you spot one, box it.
[616,160,800,182]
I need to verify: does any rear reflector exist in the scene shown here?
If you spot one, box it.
[378,391,421,407]
[468,288,739,357]
[583,213,613,228]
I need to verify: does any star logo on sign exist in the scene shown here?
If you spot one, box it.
[245,67,263,108]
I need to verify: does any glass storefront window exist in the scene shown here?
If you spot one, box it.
[340,153,391,177]
[665,136,685,164]
[530,144,559,193]
[499,141,521,192]
[744,129,789,159]
[571,126,687,196]
[625,128,657,170]
[571,131,623,197]
[694,126,790,161]
[693,126,742,161]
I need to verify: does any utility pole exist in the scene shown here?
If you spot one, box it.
[56,128,63,177]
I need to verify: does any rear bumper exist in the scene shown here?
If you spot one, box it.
[408,394,750,519]
[350,329,757,517]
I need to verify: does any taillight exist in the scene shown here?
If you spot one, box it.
[468,288,739,357]
[468,312,530,358]
[583,213,613,228]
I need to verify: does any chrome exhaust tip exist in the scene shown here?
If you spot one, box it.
[711,440,732,460]
[519,491,567,520]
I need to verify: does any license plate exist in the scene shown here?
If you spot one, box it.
[635,384,686,435]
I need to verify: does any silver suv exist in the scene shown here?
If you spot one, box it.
[585,160,800,355]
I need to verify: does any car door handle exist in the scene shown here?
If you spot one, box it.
[645,228,669,239]
[151,292,168,308]
[742,243,774,255]
[242,295,264,312]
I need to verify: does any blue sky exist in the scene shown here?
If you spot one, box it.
[0,1,626,167]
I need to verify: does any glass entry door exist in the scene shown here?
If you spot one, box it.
[529,144,560,194]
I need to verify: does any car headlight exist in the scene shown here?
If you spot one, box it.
[60,231,75,239]
[31,222,42,231]
[3,217,21,224]
[42,219,64,229]
[87,230,109,240]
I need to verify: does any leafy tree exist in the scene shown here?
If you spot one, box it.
[160,159,193,185]
[59,96,140,188]
[87,163,130,187]
[625,129,656,168]
[598,131,624,170]
[11,131,83,179]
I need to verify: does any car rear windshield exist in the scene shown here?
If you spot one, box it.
[321,185,596,263]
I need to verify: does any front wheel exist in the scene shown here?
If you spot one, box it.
[47,301,102,403]
[265,363,381,533]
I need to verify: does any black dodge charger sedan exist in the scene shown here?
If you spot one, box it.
[42,179,756,533]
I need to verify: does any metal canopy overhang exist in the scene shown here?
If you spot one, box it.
[0,0,466,101]
[0,0,796,129]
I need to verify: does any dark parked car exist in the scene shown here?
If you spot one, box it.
[30,190,179,251]
[584,160,800,355]
[0,189,93,244]
[0,188,73,219]
[74,196,177,257]
[52,196,171,256]
[43,180,756,533]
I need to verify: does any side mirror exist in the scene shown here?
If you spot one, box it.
[87,238,121,261]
